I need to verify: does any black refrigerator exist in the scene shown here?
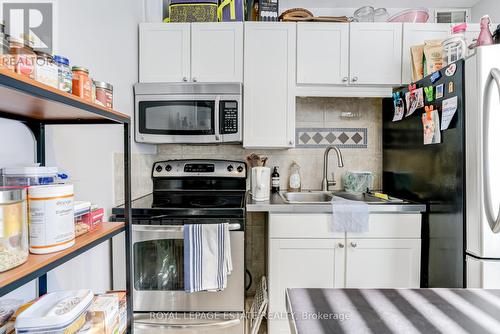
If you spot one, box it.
[383,60,465,288]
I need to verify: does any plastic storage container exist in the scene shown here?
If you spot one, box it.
[1,166,61,186]
[15,289,94,334]
[0,188,28,272]
[28,184,75,254]
[442,23,468,67]
[388,8,429,23]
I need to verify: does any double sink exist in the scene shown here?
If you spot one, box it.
[280,190,388,204]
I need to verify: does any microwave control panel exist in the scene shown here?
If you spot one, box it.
[220,101,238,134]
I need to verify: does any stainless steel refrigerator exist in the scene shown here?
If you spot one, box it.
[383,45,500,288]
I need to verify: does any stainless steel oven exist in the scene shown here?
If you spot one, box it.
[134,83,242,144]
[113,159,247,333]
[132,220,244,313]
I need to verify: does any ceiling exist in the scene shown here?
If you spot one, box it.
[280,0,482,8]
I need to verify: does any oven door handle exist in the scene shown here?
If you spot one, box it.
[133,223,241,233]
[134,317,241,330]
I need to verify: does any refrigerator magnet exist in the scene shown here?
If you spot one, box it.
[424,86,434,102]
[445,63,457,77]
[422,106,441,145]
[430,71,442,83]
[392,92,405,122]
[405,86,424,117]
[436,84,444,99]
[448,81,454,93]
[441,96,458,130]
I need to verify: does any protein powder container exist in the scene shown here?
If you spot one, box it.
[28,184,75,254]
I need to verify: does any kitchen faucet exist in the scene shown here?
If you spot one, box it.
[322,145,344,191]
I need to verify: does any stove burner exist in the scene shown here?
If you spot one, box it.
[190,198,229,208]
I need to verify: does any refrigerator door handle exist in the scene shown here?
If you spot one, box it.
[483,68,500,233]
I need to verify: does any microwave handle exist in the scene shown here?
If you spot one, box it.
[215,96,221,141]
[133,223,241,233]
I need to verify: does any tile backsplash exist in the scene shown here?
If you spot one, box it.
[114,97,383,203]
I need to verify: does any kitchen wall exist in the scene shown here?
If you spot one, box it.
[472,0,500,22]
[115,97,383,202]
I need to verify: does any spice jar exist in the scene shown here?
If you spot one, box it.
[54,55,72,93]
[8,36,36,79]
[34,51,58,88]
[93,80,113,108]
[0,188,28,272]
[71,66,92,101]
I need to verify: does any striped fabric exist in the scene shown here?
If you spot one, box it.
[184,223,232,293]
[286,288,500,334]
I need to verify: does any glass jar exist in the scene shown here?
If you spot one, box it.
[8,36,36,80]
[0,34,11,71]
[34,51,58,89]
[71,66,92,101]
[0,188,28,272]
[53,55,72,93]
[93,80,113,108]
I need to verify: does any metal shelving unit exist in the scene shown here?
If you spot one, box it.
[0,68,133,332]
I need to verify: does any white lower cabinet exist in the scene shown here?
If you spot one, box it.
[268,238,344,334]
[345,238,421,288]
[267,213,421,334]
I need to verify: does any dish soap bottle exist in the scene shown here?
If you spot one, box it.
[288,161,301,192]
[477,15,494,46]
[271,166,280,193]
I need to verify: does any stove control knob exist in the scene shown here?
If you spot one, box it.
[227,165,234,172]
[237,166,244,173]
[155,165,163,173]
[165,165,172,172]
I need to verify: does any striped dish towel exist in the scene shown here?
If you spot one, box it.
[184,223,233,293]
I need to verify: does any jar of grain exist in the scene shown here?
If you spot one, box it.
[71,66,92,102]
[8,36,36,79]
[93,80,113,108]
[0,188,28,272]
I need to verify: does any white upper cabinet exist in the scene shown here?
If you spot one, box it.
[243,23,296,148]
[350,22,403,85]
[402,23,450,84]
[296,23,349,85]
[139,23,190,83]
[191,23,243,82]
[139,23,243,83]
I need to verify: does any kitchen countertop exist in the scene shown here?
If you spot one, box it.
[246,192,426,213]
[286,288,500,334]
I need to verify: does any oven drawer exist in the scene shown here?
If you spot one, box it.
[134,312,245,334]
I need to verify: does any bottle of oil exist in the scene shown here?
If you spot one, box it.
[271,166,280,193]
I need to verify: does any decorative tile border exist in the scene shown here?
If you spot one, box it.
[296,128,368,148]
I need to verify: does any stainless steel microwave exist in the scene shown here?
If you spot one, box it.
[134,82,242,144]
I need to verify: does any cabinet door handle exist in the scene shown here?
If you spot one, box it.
[350,242,357,248]
[289,140,294,146]
[351,76,358,83]
[338,242,344,248]
[182,77,188,82]
[342,77,349,82]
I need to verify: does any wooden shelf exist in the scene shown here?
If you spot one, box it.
[0,222,125,295]
[0,68,130,124]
